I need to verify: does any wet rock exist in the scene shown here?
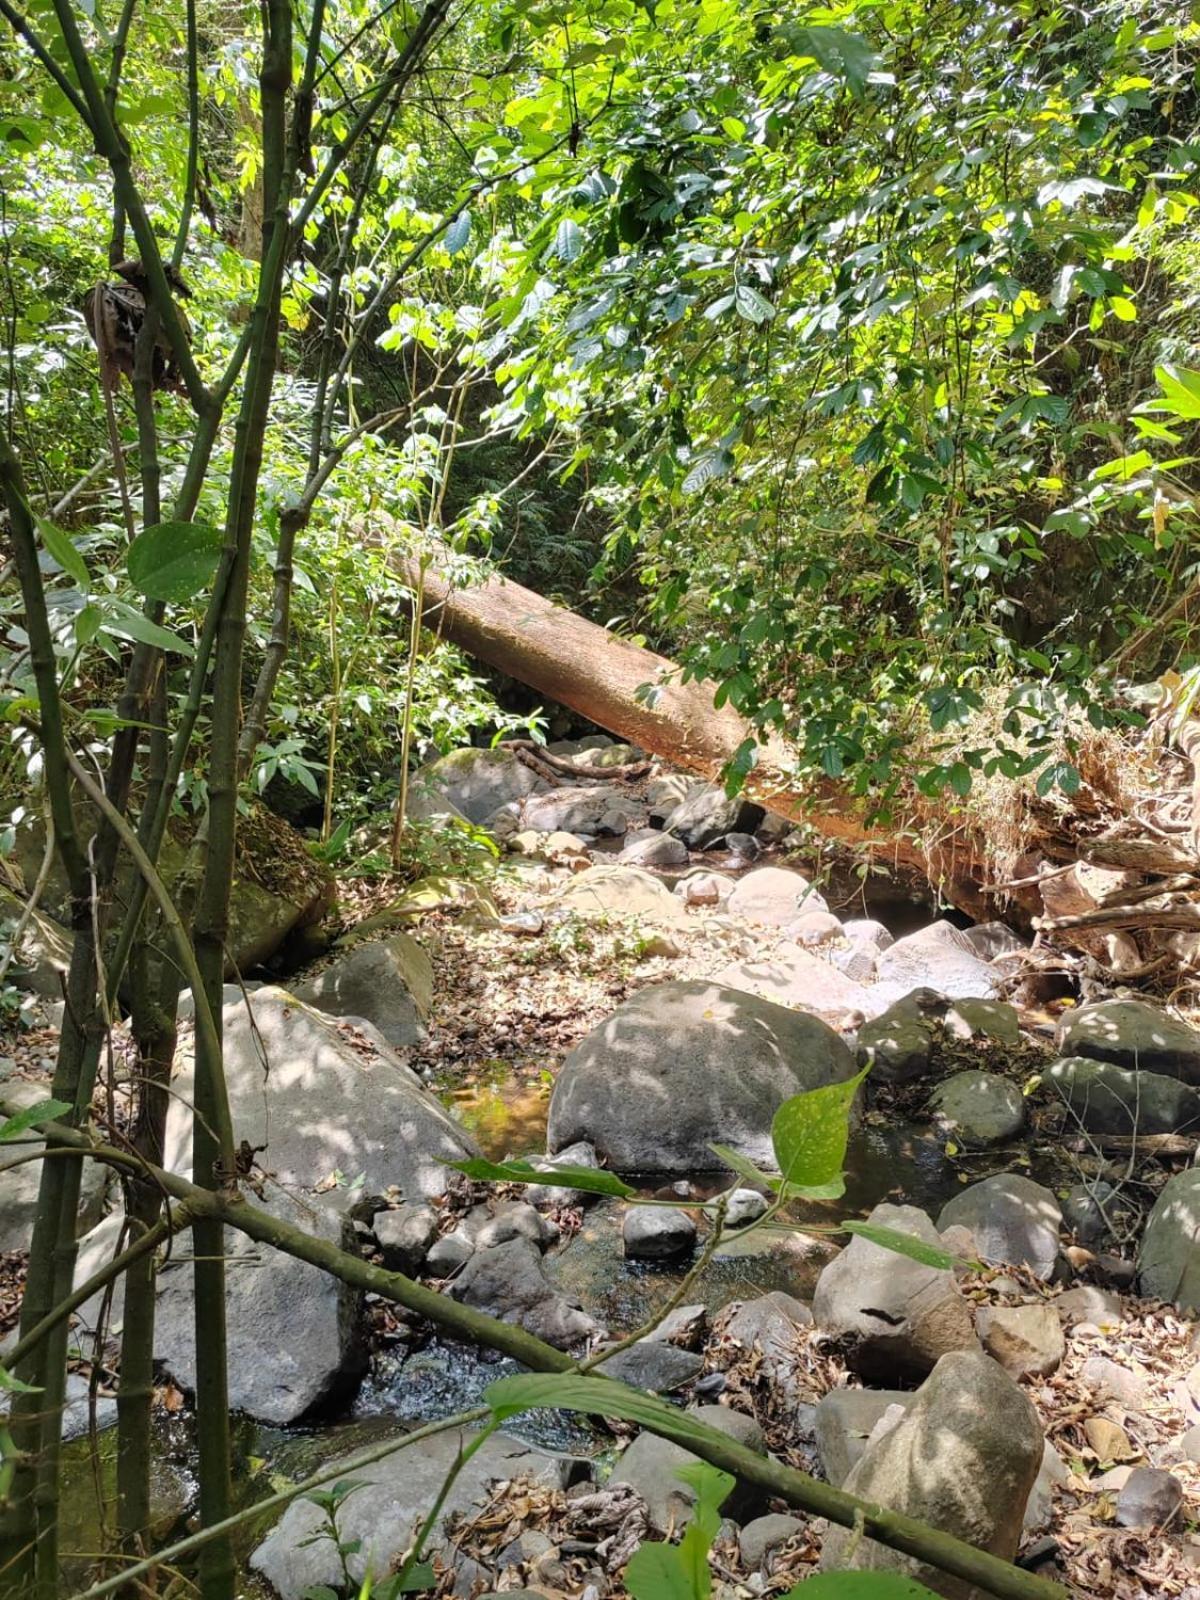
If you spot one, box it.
[447,1237,599,1349]
[814,1388,913,1486]
[928,1070,1025,1146]
[976,1304,1064,1379]
[725,1189,769,1229]
[856,991,941,1083]
[167,988,477,1205]
[1116,1467,1184,1530]
[593,1340,703,1392]
[820,1351,1043,1596]
[738,1515,803,1567]
[610,1405,765,1533]
[725,867,829,926]
[874,921,1001,1002]
[619,832,689,869]
[812,1203,977,1382]
[251,1430,582,1600]
[937,1174,1062,1281]
[1139,1168,1200,1309]
[1055,1285,1123,1328]
[292,934,431,1049]
[547,980,857,1175]
[1048,1056,1200,1135]
[665,785,764,849]
[623,1205,696,1261]
[1059,998,1200,1083]
[426,1230,474,1276]
[408,747,546,825]
[714,943,872,1029]
[373,1203,439,1274]
[550,866,689,929]
[943,998,1021,1045]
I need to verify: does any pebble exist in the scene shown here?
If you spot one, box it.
[1116,1467,1184,1530]
[724,1188,769,1229]
[622,1205,696,1261]
[737,1514,803,1568]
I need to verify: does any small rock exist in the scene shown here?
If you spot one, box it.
[525,1141,603,1211]
[725,832,760,859]
[1081,1355,1149,1408]
[1025,1441,1070,1534]
[373,1204,439,1274]
[638,933,683,960]
[721,1292,813,1392]
[447,1237,599,1349]
[928,1070,1025,1146]
[1061,1181,1120,1246]
[471,1201,555,1252]
[790,911,844,947]
[1059,999,1200,1083]
[843,919,893,952]
[725,867,829,927]
[1116,1467,1184,1530]
[1178,1424,1200,1464]
[674,871,734,907]
[623,1206,696,1261]
[500,910,545,936]
[610,1405,765,1533]
[738,1515,803,1568]
[426,1231,475,1276]
[724,1189,769,1229]
[596,810,629,838]
[943,998,1021,1045]
[647,1304,708,1349]
[976,1304,1064,1379]
[620,834,689,869]
[1055,1286,1123,1328]
[938,1174,1062,1281]
[856,992,940,1083]
[593,1341,703,1392]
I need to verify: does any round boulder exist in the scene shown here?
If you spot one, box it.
[546,979,857,1175]
[928,1070,1025,1146]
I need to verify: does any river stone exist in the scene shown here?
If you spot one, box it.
[426,1230,474,1275]
[546,979,857,1175]
[874,920,1000,1002]
[725,1188,770,1228]
[812,1203,977,1382]
[943,998,1021,1045]
[725,867,829,926]
[523,786,640,836]
[976,1304,1065,1379]
[821,1351,1043,1597]
[0,886,74,997]
[814,1388,914,1486]
[963,922,1028,962]
[720,1292,813,1396]
[291,934,432,1049]
[928,1070,1025,1146]
[0,1371,117,1442]
[524,1140,603,1210]
[664,785,764,849]
[549,866,689,929]
[856,991,940,1083]
[1055,1285,1124,1328]
[619,832,689,869]
[714,943,872,1028]
[843,918,894,951]
[938,1174,1062,1281]
[0,1126,109,1253]
[674,870,735,907]
[1048,1056,1200,1135]
[373,1203,439,1274]
[739,1515,804,1568]
[647,774,702,822]
[165,987,478,1203]
[1058,998,1200,1083]
[409,747,545,824]
[1116,1467,1184,1530]
[445,1237,599,1349]
[250,1430,582,1599]
[593,1340,703,1392]
[609,1404,766,1533]
[1139,1168,1200,1309]
[623,1205,696,1260]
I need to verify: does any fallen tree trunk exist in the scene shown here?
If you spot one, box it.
[394,552,1001,914]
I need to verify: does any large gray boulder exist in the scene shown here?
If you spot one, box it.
[0,1075,108,1251]
[1139,1168,1200,1309]
[714,944,872,1028]
[546,980,857,1175]
[609,1405,765,1533]
[1048,1056,1200,1135]
[522,786,640,835]
[408,747,545,824]
[445,1237,599,1349]
[874,920,1000,1002]
[549,866,689,929]
[814,1389,913,1486]
[619,833,689,869]
[928,1071,1025,1146]
[1058,999,1200,1084]
[0,886,73,998]
[250,1430,581,1600]
[291,934,432,1049]
[725,867,829,926]
[73,1191,364,1425]
[937,1174,1062,1281]
[664,785,764,849]
[165,987,478,1203]
[856,991,940,1083]
[821,1351,1043,1598]
[812,1203,976,1382]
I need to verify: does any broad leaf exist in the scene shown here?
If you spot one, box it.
[626,1463,734,1600]
[444,212,472,256]
[0,1099,73,1142]
[100,600,195,657]
[708,1143,781,1193]
[771,1069,867,1191]
[445,1155,635,1198]
[37,518,89,587]
[487,1373,726,1448]
[842,1221,954,1271]
[0,1365,41,1395]
[126,521,222,602]
[792,26,878,97]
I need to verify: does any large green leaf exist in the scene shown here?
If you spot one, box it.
[100,599,195,657]
[841,1222,955,1271]
[486,1373,721,1447]
[126,521,222,602]
[37,518,89,587]
[784,1576,941,1597]
[791,26,878,97]
[445,1155,635,1198]
[0,1099,73,1143]
[707,1144,781,1193]
[625,1463,733,1600]
[771,1069,867,1192]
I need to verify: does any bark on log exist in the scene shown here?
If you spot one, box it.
[394,553,1001,914]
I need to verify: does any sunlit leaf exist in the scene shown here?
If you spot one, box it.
[771,1069,867,1191]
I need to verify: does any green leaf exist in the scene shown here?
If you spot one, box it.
[708,1143,781,1193]
[487,1373,728,1448]
[0,1364,41,1395]
[37,518,89,587]
[734,284,776,324]
[771,1069,867,1191]
[0,1099,73,1143]
[100,600,195,657]
[1151,365,1200,421]
[444,1156,635,1198]
[783,1576,941,1598]
[552,218,583,262]
[626,1462,733,1600]
[126,521,222,602]
[444,212,472,256]
[792,26,877,97]
[841,1221,954,1271]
